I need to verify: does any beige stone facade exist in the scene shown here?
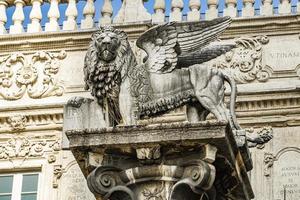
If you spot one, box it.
[0,0,300,199]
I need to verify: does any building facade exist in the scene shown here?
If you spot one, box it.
[0,0,300,199]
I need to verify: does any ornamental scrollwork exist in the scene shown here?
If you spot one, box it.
[0,137,60,160]
[212,36,270,83]
[0,51,66,100]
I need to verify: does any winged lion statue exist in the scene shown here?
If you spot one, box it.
[83,16,241,131]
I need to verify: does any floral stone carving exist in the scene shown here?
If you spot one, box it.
[212,36,270,83]
[0,137,60,160]
[0,51,66,100]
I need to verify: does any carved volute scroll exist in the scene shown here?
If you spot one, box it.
[0,50,66,100]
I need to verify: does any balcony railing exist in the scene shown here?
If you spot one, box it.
[0,0,299,34]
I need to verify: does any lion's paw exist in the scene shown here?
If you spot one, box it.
[67,97,87,108]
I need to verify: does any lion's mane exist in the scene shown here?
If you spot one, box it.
[84,26,137,123]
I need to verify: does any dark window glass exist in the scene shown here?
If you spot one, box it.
[21,194,37,200]
[0,176,13,194]
[22,174,38,192]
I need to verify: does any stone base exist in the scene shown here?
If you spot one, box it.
[65,122,254,200]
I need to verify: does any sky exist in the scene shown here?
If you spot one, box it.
[4,0,298,30]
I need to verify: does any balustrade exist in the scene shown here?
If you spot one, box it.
[10,0,25,33]
[187,0,200,21]
[206,0,218,20]
[152,0,165,23]
[0,0,7,34]
[81,0,95,29]
[0,0,297,35]
[63,0,78,30]
[170,0,184,22]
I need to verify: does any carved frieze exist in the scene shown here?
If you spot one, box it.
[0,51,66,100]
[0,137,61,160]
[212,36,270,83]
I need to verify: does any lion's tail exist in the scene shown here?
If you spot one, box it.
[223,74,242,130]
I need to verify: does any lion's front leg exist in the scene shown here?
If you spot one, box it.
[119,78,137,125]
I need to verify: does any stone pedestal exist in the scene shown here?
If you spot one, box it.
[65,103,254,200]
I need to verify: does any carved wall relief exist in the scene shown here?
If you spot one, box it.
[7,114,27,131]
[0,51,66,100]
[0,137,61,160]
[53,165,63,188]
[212,36,270,83]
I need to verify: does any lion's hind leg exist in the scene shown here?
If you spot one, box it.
[186,103,209,123]
[189,64,229,123]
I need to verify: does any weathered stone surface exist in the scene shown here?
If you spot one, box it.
[65,122,254,200]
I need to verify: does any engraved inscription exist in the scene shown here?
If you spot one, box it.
[273,151,300,200]
[60,164,95,200]
[264,37,300,71]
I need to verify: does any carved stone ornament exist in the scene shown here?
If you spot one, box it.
[66,17,257,200]
[245,126,273,148]
[0,137,61,160]
[7,114,27,131]
[212,36,270,83]
[53,164,63,188]
[264,152,275,177]
[0,51,66,100]
[65,122,254,200]
[83,17,244,134]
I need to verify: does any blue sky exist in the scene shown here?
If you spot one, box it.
[5,0,298,29]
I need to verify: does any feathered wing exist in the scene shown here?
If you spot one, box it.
[136,17,232,73]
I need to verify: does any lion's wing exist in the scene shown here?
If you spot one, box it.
[136,17,232,73]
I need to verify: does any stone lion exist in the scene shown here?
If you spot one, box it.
[83,17,241,130]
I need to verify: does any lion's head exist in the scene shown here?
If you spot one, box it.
[83,26,137,123]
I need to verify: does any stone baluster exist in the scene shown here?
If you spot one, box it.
[63,0,78,30]
[170,0,184,22]
[261,0,273,15]
[114,0,151,23]
[298,1,300,13]
[81,0,95,29]
[100,0,112,25]
[205,0,218,20]
[223,0,237,17]
[27,0,42,33]
[45,0,60,31]
[9,0,25,33]
[242,0,255,17]
[187,0,200,21]
[278,0,291,14]
[152,0,165,23]
[0,0,7,34]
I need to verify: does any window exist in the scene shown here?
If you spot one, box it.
[0,173,39,200]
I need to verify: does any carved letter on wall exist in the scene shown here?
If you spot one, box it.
[0,51,66,100]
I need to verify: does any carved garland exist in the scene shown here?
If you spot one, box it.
[0,51,66,100]
[0,137,61,160]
